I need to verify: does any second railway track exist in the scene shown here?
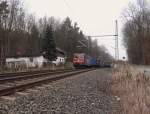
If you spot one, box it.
[0,69,72,78]
[0,69,96,97]
[0,69,74,83]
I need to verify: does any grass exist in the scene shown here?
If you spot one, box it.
[111,62,150,114]
[0,62,74,73]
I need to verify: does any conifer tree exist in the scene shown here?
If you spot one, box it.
[42,25,56,61]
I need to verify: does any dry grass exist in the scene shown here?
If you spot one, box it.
[112,63,150,114]
[0,62,73,73]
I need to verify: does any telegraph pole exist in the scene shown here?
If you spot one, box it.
[89,20,119,60]
[115,20,119,60]
[78,20,119,60]
[87,36,90,55]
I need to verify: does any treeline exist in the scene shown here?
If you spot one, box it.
[0,0,113,67]
[123,0,150,64]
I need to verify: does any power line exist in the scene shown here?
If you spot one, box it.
[88,35,117,37]
[63,0,79,23]
[87,20,119,60]
[63,0,74,14]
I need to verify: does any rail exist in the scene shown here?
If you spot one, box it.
[0,69,96,96]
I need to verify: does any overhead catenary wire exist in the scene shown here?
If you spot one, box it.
[62,0,79,23]
[63,0,74,13]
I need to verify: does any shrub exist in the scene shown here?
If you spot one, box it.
[111,63,150,114]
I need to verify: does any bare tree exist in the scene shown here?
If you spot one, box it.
[0,1,9,69]
[123,0,150,64]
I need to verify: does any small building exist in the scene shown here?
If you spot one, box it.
[52,47,66,65]
[6,47,66,69]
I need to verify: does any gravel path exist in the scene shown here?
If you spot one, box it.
[0,68,121,114]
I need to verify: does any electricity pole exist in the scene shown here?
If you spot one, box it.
[115,20,119,60]
[77,20,119,60]
[88,20,119,60]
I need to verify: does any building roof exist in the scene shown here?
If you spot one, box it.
[56,47,66,56]
[6,47,66,58]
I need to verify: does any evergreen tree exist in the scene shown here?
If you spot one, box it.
[42,25,57,61]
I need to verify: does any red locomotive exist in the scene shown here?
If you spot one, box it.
[73,53,98,68]
[73,53,86,66]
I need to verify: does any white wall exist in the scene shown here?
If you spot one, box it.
[6,56,66,69]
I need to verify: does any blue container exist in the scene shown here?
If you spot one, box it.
[89,57,97,66]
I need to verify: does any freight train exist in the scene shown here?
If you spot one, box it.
[73,53,101,68]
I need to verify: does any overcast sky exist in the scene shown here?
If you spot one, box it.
[24,0,133,59]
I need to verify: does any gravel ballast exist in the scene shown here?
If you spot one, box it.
[0,68,121,114]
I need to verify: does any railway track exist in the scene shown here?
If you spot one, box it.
[0,69,72,77]
[0,69,74,82]
[0,69,95,97]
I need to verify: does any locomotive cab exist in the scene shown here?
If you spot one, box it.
[73,53,86,68]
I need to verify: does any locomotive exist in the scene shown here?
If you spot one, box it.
[73,53,101,68]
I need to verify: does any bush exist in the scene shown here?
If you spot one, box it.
[111,63,150,114]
